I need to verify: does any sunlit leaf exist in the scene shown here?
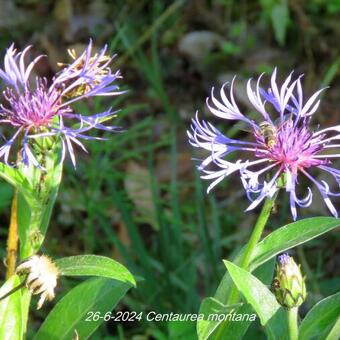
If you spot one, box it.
[249,217,340,271]
[55,255,136,286]
[325,316,340,340]
[34,277,132,340]
[215,259,275,340]
[0,275,23,340]
[224,261,288,340]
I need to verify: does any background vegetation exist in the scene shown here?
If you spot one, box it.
[0,0,339,339]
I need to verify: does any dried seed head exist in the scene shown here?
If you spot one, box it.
[16,255,59,309]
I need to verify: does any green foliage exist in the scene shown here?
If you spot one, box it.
[325,317,340,340]
[198,259,275,340]
[299,292,340,340]
[260,0,289,46]
[0,163,31,198]
[224,261,289,340]
[0,275,23,340]
[249,217,340,271]
[34,278,132,340]
[197,298,242,340]
[168,320,197,340]
[198,217,339,339]
[271,1,289,46]
[55,255,136,286]
[0,141,64,259]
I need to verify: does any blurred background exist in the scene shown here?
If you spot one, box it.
[0,0,339,339]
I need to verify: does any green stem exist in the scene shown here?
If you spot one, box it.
[20,202,46,259]
[18,153,62,337]
[17,199,46,339]
[215,194,277,339]
[228,194,277,304]
[288,307,299,340]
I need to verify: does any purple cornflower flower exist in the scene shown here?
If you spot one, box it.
[188,68,340,220]
[0,40,124,167]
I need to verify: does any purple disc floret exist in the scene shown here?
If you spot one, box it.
[277,253,290,265]
[188,68,340,220]
[0,40,124,167]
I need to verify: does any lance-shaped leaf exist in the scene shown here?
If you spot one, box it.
[299,292,340,340]
[55,255,136,286]
[248,217,340,271]
[198,259,274,340]
[224,261,288,340]
[34,277,132,340]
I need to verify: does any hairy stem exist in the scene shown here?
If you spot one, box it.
[6,191,18,278]
[288,307,299,340]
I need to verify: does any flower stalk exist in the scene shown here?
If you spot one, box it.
[228,194,277,305]
[214,194,277,339]
[288,307,299,340]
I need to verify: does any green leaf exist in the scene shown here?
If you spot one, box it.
[37,154,63,237]
[199,260,274,340]
[34,277,132,340]
[299,292,340,340]
[197,298,242,340]
[249,217,340,271]
[55,255,136,286]
[0,275,23,340]
[17,144,64,259]
[325,316,340,340]
[198,217,339,339]
[17,193,33,260]
[215,259,276,340]
[218,217,339,302]
[271,0,289,46]
[224,261,288,340]
[168,320,197,340]
[0,163,32,199]
[215,303,256,340]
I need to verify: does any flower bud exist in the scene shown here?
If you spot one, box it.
[272,253,306,309]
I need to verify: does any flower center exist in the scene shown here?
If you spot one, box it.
[256,118,327,171]
[2,80,63,129]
